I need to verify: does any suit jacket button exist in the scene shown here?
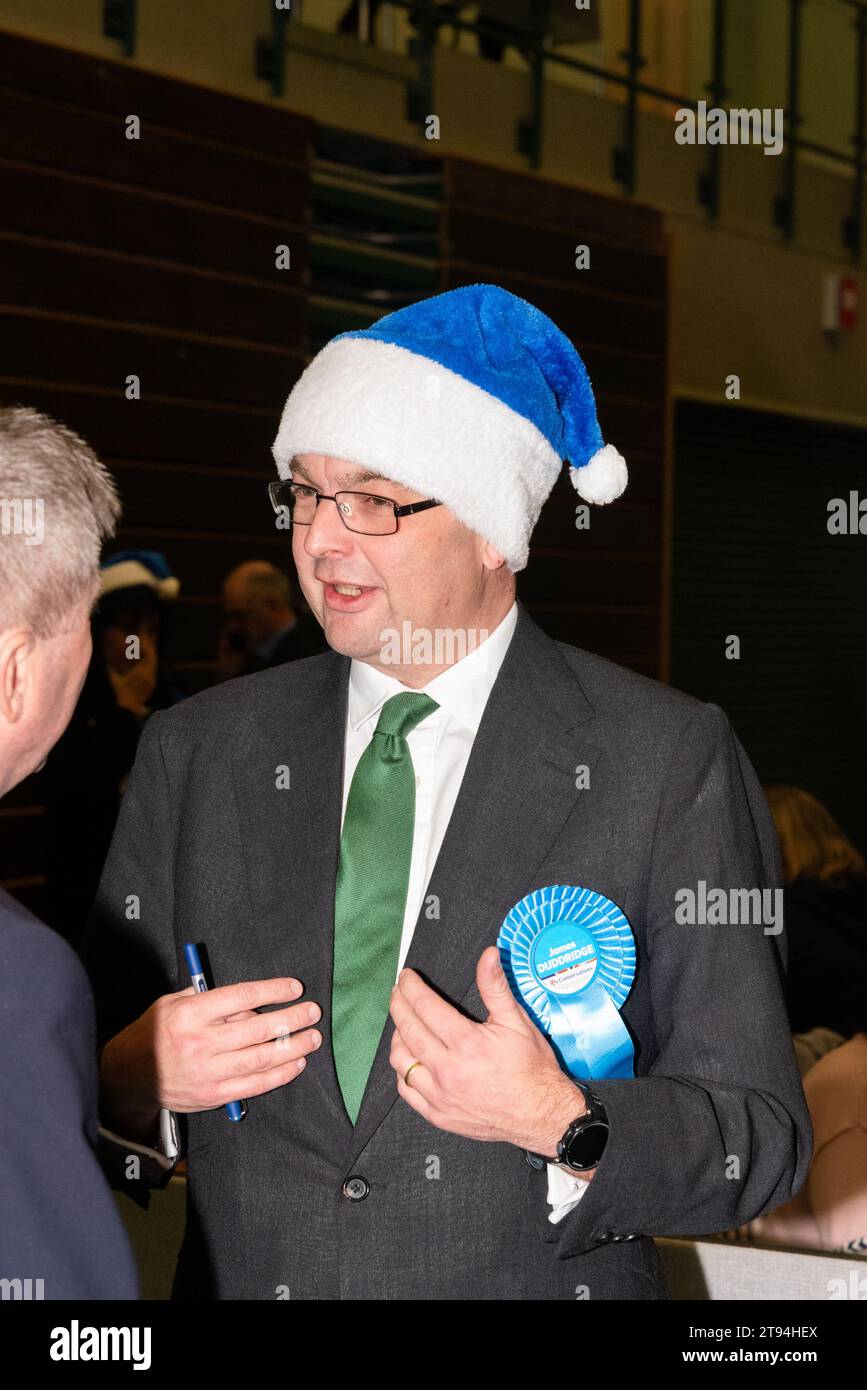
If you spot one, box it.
[342,1175,369,1201]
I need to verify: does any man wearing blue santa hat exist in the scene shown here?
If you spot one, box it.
[83,283,810,1300]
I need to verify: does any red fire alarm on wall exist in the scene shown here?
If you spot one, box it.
[822,273,859,333]
[839,276,858,331]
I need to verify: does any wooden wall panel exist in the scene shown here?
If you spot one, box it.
[445,207,666,297]
[4,313,303,408]
[0,237,307,343]
[0,30,312,158]
[0,31,312,903]
[0,384,280,468]
[0,89,309,219]
[444,158,663,248]
[1,163,308,281]
[109,462,274,532]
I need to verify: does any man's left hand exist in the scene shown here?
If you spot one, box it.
[389,945,594,1172]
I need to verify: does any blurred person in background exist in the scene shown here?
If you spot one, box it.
[0,404,138,1298]
[43,550,183,947]
[724,787,867,1254]
[336,2,511,62]
[768,786,867,1070]
[337,0,385,42]
[218,558,327,680]
[728,1015,867,1256]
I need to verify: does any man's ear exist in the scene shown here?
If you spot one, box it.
[0,629,33,724]
[481,539,508,572]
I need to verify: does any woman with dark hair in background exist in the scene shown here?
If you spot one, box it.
[767,785,867,1061]
[43,550,183,947]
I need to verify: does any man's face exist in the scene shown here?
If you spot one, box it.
[289,453,508,679]
[0,605,92,789]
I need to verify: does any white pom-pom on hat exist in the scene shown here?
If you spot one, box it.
[569,444,628,505]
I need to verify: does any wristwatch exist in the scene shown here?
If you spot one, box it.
[531,1080,610,1172]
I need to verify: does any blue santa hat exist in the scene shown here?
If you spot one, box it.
[100,549,180,600]
[272,282,627,572]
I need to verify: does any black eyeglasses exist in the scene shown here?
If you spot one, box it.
[267,480,442,536]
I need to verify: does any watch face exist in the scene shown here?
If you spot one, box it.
[565,1120,609,1169]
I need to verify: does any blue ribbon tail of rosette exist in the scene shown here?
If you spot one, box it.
[497,885,637,1082]
[545,983,635,1078]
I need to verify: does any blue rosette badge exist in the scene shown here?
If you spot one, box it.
[498,885,636,1079]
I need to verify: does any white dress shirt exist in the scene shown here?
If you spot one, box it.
[104,599,589,1223]
[343,600,589,1222]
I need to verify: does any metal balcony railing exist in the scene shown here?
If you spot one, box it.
[99,1,866,259]
[259,0,867,260]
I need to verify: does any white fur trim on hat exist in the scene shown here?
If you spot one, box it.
[569,444,628,505]
[100,561,180,600]
[271,338,563,572]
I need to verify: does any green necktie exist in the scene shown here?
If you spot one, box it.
[332,691,440,1124]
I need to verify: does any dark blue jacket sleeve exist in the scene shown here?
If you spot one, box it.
[0,895,140,1299]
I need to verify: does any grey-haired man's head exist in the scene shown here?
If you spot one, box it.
[0,406,120,796]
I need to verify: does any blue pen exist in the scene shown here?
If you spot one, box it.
[184,942,247,1122]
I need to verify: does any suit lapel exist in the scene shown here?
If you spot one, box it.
[232,649,354,1136]
[343,603,602,1170]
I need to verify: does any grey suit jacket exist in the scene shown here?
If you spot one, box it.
[81,601,812,1300]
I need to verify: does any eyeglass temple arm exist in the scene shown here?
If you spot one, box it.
[393,499,442,517]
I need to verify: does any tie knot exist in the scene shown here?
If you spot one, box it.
[374,691,439,742]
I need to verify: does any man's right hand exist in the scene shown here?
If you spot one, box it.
[98,976,322,1143]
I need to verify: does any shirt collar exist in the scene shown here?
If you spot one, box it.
[348,601,518,736]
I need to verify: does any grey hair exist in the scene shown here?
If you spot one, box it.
[0,405,120,637]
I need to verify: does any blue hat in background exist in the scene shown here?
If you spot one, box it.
[100,549,180,600]
[272,282,627,572]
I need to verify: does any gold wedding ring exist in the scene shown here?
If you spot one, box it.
[404,1060,424,1086]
